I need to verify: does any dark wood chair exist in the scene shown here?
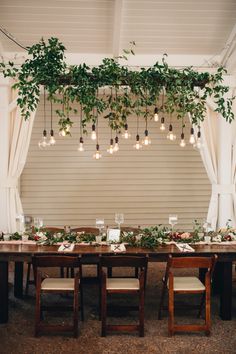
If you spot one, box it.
[100,255,148,337]
[25,227,64,295]
[32,255,83,337]
[72,227,100,281]
[158,254,217,336]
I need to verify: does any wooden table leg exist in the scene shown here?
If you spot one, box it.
[14,261,24,298]
[0,261,8,323]
[219,261,232,320]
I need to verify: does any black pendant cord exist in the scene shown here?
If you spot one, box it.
[43,87,46,134]
[137,114,139,135]
[80,104,83,137]
[50,100,53,131]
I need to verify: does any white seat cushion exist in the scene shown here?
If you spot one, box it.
[106,278,140,290]
[168,277,205,291]
[41,278,75,291]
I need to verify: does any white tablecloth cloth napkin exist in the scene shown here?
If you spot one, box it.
[175,243,195,252]
[110,243,126,253]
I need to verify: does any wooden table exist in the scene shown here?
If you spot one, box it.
[0,243,235,324]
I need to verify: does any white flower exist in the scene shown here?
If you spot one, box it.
[36,232,47,241]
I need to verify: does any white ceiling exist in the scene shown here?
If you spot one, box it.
[0,0,236,68]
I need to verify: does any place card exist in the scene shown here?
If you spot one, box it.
[58,243,75,252]
[107,229,121,243]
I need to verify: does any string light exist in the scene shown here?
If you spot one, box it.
[91,123,97,140]
[78,105,84,152]
[93,143,102,160]
[142,103,151,146]
[160,117,166,131]
[134,134,142,150]
[189,127,195,144]
[49,100,56,145]
[38,87,49,148]
[107,131,114,154]
[180,132,186,147]
[154,107,159,122]
[113,135,119,152]
[122,123,131,139]
[167,123,176,141]
[194,126,202,149]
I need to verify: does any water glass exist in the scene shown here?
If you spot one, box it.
[115,213,124,229]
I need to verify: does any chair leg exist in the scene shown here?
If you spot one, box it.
[198,293,205,318]
[73,288,79,338]
[158,284,167,320]
[35,287,41,337]
[205,286,211,336]
[101,287,107,337]
[168,289,174,337]
[80,281,84,321]
[25,263,31,296]
[139,289,145,337]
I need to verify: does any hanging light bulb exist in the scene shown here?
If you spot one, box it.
[194,128,203,149]
[189,127,195,144]
[180,132,186,147]
[65,118,71,132]
[91,123,97,140]
[38,130,48,149]
[134,134,142,150]
[113,136,119,152]
[154,107,159,122]
[167,124,176,141]
[78,137,84,152]
[49,129,56,145]
[93,144,102,160]
[107,138,114,154]
[122,123,131,139]
[160,117,166,131]
[142,130,151,146]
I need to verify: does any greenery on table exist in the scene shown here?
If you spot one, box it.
[2,221,236,248]
[0,37,234,135]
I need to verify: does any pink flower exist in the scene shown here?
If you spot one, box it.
[180,232,191,240]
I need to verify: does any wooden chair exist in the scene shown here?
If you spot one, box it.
[25,227,64,295]
[72,227,100,281]
[32,255,83,337]
[100,255,148,337]
[158,254,217,336]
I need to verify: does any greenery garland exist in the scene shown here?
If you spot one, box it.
[0,37,235,134]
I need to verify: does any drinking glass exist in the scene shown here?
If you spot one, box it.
[168,214,178,234]
[115,213,124,229]
[34,217,44,230]
[16,214,25,232]
[96,218,105,235]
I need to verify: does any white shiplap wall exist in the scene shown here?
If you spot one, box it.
[21,97,211,230]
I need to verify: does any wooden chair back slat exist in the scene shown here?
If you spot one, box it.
[71,227,99,235]
[32,255,80,268]
[100,255,147,269]
[168,255,217,270]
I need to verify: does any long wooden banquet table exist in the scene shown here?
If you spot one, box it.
[0,242,235,324]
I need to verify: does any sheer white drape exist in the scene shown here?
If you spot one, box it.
[0,96,35,232]
[198,103,236,229]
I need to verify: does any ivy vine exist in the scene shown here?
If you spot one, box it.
[0,37,234,133]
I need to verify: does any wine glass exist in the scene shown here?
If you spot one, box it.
[169,214,178,234]
[34,217,43,231]
[96,218,104,236]
[115,213,124,229]
[16,214,25,233]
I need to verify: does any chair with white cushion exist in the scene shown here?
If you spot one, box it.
[32,255,83,337]
[100,255,148,337]
[158,254,217,336]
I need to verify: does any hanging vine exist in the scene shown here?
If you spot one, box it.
[0,37,235,134]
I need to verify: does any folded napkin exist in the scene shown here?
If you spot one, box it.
[58,243,75,252]
[110,243,126,253]
[175,243,195,252]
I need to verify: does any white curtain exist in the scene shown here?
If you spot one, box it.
[232,119,236,225]
[198,102,236,229]
[0,97,36,232]
[197,106,219,229]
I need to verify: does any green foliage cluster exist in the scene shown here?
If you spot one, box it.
[0,37,234,133]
